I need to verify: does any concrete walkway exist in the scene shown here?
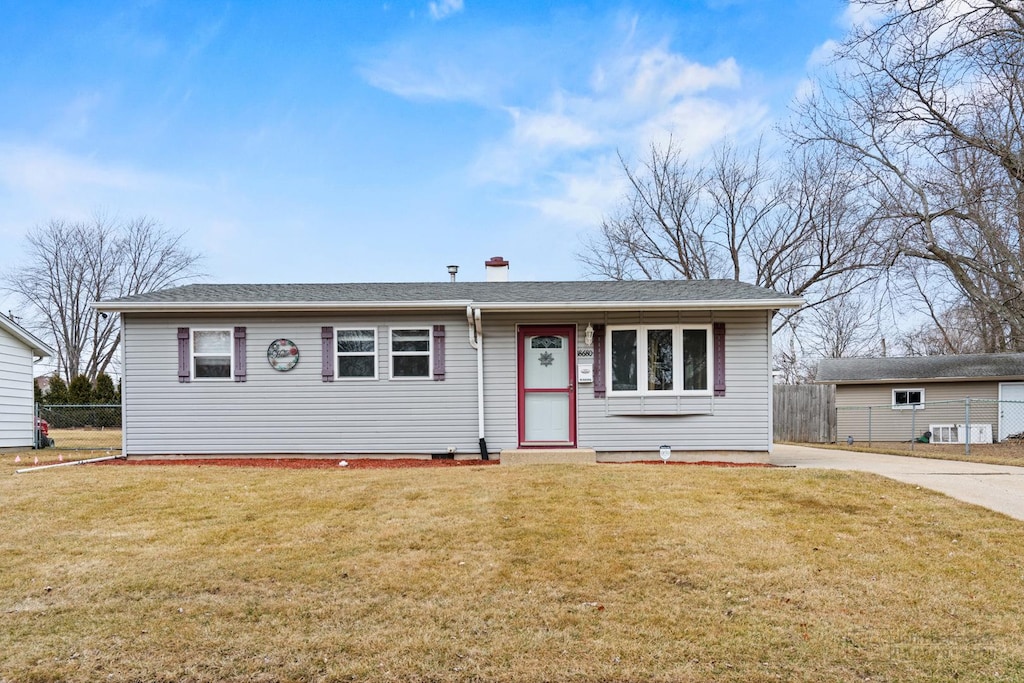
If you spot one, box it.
[771,444,1024,522]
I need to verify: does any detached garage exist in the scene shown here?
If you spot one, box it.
[816,353,1024,444]
[0,313,54,450]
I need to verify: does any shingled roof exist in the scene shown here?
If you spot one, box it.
[816,353,1024,384]
[96,280,802,312]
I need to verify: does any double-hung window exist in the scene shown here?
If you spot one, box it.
[192,329,233,380]
[892,388,924,409]
[608,325,711,395]
[336,328,377,379]
[390,328,431,379]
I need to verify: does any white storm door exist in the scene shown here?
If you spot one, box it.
[518,326,576,446]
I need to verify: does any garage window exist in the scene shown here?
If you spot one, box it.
[892,388,924,409]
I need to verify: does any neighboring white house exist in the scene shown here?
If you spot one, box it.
[0,313,54,449]
[96,260,802,462]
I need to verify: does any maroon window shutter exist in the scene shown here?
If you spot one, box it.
[593,324,606,397]
[432,325,446,381]
[713,322,726,396]
[177,327,191,383]
[321,326,334,382]
[233,327,247,382]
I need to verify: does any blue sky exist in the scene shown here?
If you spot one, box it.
[0,0,855,303]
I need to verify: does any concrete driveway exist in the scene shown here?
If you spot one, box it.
[771,443,1024,522]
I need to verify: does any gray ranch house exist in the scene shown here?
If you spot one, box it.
[0,313,54,450]
[97,266,801,462]
[817,354,1024,444]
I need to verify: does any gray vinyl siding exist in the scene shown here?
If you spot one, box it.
[835,382,1000,442]
[482,309,772,453]
[122,312,478,455]
[123,306,774,456]
[0,326,34,448]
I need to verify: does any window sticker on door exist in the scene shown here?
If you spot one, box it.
[531,336,562,349]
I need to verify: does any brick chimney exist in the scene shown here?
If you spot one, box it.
[485,256,509,282]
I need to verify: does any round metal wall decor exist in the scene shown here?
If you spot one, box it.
[267,338,299,371]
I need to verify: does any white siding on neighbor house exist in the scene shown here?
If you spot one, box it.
[482,309,772,453]
[0,326,35,448]
[122,312,479,455]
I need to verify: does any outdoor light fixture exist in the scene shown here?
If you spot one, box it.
[584,323,594,346]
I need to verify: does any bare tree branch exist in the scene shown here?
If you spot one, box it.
[1,214,204,382]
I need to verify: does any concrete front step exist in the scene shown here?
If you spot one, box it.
[499,448,598,465]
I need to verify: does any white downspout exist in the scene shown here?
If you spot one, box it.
[467,306,488,459]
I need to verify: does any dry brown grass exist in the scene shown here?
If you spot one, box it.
[45,427,122,453]
[2,459,1024,682]
[800,440,1024,467]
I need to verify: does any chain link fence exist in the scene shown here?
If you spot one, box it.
[835,398,1024,455]
[35,404,122,453]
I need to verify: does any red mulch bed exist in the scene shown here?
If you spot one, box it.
[88,458,773,469]
[97,458,500,469]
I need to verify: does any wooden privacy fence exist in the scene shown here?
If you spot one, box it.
[773,384,835,443]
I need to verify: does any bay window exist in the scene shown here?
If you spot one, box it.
[608,325,710,395]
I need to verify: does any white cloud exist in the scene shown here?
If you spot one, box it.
[363,19,765,231]
[528,160,626,226]
[807,39,839,68]
[468,43,762,226]
[840,2,888,31]
[509,108,598,150]
[0,144,177,201]
[428,0,464,21]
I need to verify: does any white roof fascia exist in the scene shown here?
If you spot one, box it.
[0,316,55,358]
[95,297,804,314]
[473,298,804,311]
[93,300,476,313]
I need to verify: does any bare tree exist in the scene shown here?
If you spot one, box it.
[2,215,203,382]
[795,0,1024,351]
[579,137,887,334]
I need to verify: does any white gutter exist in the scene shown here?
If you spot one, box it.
[467,306,487,458]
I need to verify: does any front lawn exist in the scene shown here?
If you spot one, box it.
[2,460,1023,682]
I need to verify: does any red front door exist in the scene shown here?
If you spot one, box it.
[517,325,577,447]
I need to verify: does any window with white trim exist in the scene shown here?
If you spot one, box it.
[192,329,233,380]
[336,328,377,379]
[608,325,711,395]
[892,388,924,409]
[390,327,431,379]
